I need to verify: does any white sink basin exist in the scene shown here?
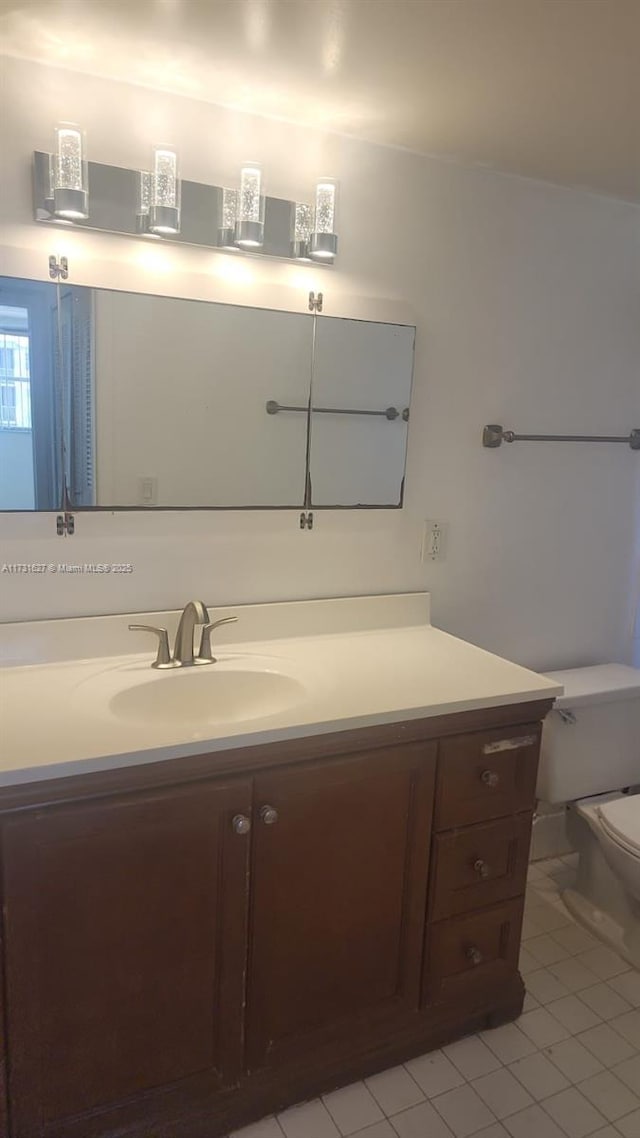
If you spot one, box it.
[72,653,313,730]
[109,666,307,727]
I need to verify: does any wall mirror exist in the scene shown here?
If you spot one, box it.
[0,274,415,513]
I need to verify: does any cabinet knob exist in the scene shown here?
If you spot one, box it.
[465,945,483,966]
[473,859,490,879]
[232,814,252,835]
[260,804,279,826]
[480,769,500,788]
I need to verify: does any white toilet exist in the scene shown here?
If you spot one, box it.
[538,663,640,967]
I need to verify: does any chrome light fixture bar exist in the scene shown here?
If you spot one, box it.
[33,150,338,265]
[310,178,338,262]
[52,123,88,220]
[148,146,181,234]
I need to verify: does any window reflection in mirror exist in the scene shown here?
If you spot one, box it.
[0,278,61,510]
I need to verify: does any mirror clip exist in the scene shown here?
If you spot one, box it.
[299,511,314,531]
[56,512,75,536]
[308,291,323,313]
[49,255,69,281]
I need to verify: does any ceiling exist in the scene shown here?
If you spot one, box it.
[1,0,639,202]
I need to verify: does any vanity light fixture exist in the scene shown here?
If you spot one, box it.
[235,163,265,248]
[292,202,313,260]
[218,188,239,249]
[310,178,338,262]
[52,123,89,220]
[148,146,181,235]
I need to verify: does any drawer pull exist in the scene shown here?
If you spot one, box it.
[480,769,500,788]
[483,734,536,755]
[473,858,490,879]
[232,814,251,835]
[260,804,279,826]
[465,945,483,966]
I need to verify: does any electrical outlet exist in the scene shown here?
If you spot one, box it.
[422,520,448,562]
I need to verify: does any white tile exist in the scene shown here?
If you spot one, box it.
[617,1108,640,1137]
[588,1129,623,1138]
[323,1083,384,1135]
[351,1124,395,1138]
[576,948,630,981]
[518,948,538,975]
[517,1008,570,1048]
[543,1038,605,1082]
[521,917,544,941]
[546,994,602,1034]
[541,1087,607,1138]
[546,958,601,993]
[608,969,640,1008]
[471,1069,533,1119]
[577,1070,640,1123]
[508,1053,569,1100]
[365,1067,424,1116]
[576,1023,637,1067]
[231,1118,285,1138]
[579,983,632,1021]
[522,992,540,1013]
[443,1036,502,1080]
[480,1024,537,1064]
[472,1127,510,1138]
[526,936,570,967]
[389,1100,455,1138]
[552,924,600,955]
[527,864,547,882]
[613,1053,640,1093]
[503,1104,566,1137]
[525,904,572,934]
[432,1084,496,1137]
[525,968,572,1005]
[611,1010,640,1049]
[404,1050,465,1098]
[279,1099,341,1138]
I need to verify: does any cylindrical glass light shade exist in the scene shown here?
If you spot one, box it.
[235,163,265,247]
[218,187,239,248]
[52,123,88,220]
[310,178,338,261]
[149,146,181,235]
[136,170,153,234]
[291,202,313,260]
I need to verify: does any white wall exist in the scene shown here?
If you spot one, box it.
[1,56,639,672]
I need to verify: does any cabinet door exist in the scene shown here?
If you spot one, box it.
[245,743,436,1071]
[2,778,252,1138]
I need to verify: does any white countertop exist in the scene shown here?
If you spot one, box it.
[0,593,562,787]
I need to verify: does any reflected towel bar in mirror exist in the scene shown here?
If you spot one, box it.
[483,424,640,450]
[267,400,410,421]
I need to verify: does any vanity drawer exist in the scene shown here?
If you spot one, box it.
[423,897,524,1007]
[429,813,532,921]
[435,726,540,830]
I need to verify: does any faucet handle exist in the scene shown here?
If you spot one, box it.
[128,624,175,669]
[197,617,239,664]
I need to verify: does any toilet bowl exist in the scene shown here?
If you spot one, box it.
[538,664,640,968]
[565,791,640,966]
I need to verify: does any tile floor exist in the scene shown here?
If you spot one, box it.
[231,856,640,1138]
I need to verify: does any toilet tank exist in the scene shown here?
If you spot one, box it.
[537,664,640,804]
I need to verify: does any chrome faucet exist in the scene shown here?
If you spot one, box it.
[129,600,238,668]
[173,600,209,666]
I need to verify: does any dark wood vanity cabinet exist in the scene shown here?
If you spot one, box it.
[0,702,551,1138]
